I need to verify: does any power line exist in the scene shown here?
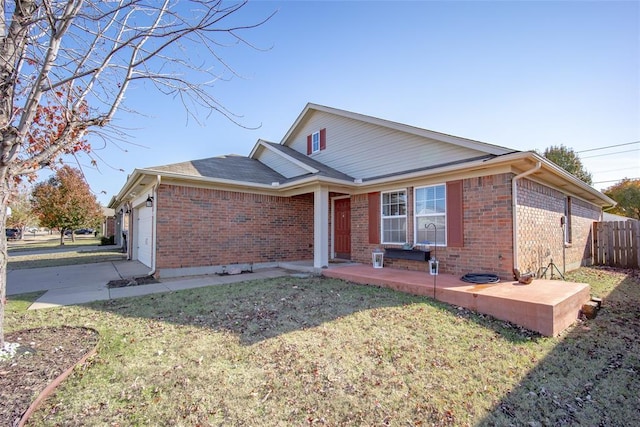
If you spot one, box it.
[577,141,640,153]
[593,177,640,185]
[581,148,640,159]
[591,166,639,174]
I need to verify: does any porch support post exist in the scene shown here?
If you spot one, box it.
[314,186,329,269]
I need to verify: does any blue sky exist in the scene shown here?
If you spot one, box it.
[67,0,639,205]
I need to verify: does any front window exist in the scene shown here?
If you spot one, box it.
[311,131,320,153]
[415,184,446,246]
[381,190,407,243]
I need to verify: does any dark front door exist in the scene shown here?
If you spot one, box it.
[334,198,351,259]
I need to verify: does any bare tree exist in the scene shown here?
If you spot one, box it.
[0,0,272,347]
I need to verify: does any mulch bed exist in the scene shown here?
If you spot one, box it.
[0,326,99,426]
[106,275,159,288]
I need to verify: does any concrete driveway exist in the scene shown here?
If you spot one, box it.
[6,260,152,309]
[7,260,151,296]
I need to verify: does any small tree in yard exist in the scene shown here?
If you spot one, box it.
[6,183,39,235]
[0,1,271,348]
[31,166,102,244]
[542,145,593,185]
[604,178,640,220]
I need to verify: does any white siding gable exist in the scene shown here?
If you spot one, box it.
[287,110,502,180]
[253,143,315,179]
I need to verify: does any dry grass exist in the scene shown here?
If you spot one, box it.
[5,267,639,426]
[8,248,125,269]
[7,235,103,252]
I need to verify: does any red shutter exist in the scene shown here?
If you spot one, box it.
[320,128,327,150]
[368,192,380,244]
[306,134,312,155]
[446,180,464,247]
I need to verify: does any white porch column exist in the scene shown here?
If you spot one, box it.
[313,186,329,269]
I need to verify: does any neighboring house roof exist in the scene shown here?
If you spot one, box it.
[603,212,637,222]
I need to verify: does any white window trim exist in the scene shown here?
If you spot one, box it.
[414,184,447,247]
[311,131,320,154]
[381,189,407,244]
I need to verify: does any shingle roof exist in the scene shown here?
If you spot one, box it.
[262,142,355,182]
[146,155,285,185]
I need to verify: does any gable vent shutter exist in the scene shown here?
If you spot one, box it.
[446,180,464,247]
[320,128,327,150]
[306,134,312,155]
[368,192,380,244]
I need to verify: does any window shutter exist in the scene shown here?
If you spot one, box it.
[306,134,312,155]
[320,128,327,150]
[368,192,380,244]
[446,180,464,247]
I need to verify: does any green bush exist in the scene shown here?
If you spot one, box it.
[100,235,115,246]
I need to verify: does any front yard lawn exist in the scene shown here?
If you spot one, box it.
[4,267,639,426]
[8,248,125,270]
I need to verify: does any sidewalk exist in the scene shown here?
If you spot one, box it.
[7,260,299,310]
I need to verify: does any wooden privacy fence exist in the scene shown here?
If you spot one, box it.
[593,221,640,268]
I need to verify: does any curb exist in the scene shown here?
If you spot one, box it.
[18,328,99,427]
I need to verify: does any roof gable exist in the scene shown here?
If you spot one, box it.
[282,103,516,155]
[279,103,517,180]
[252,140,354,182]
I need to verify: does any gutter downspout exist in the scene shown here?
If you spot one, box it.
[125,202,132,260]
[512,162,542,271]
[149,175,161,277]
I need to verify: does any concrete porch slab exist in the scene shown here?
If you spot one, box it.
[322,264,591,336]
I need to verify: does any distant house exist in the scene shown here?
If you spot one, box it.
[109,103,615,279]
[602,212,637,222]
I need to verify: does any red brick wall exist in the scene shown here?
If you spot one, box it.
[350,174,602,279]
[350,174,515,279]
[444,174,514,278]
[350,193,381,266]
[105,216,116,237]
[156,185,314,269]
[516,179,601,274]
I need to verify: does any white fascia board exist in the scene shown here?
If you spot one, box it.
[467,151,615,207]
[359,155,503,187]
[107,195,118,209]
[113,169,146,202]
[526,152,617,207]
[144,168,356,197]
[280,103,316,144]
[258,141,319,174]
[248,138,271,158]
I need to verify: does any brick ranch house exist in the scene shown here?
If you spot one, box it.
[109,103,615,279]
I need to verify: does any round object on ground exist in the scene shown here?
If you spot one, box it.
[460,273,500,284]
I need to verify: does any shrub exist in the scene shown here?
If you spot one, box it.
[100,235,115,246]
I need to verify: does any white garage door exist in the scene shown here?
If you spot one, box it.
[136,206,153,267]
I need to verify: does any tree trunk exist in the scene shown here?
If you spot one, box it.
[0,181,10,348]
[60,230,65,246]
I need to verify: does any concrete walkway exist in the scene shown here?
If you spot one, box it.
[7,260,296,310]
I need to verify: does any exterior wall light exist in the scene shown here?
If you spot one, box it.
[429,258,439,276]
[372,249,384,268]
[145,195,153,207]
